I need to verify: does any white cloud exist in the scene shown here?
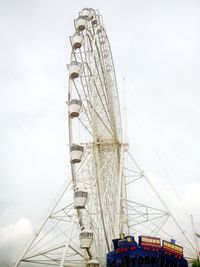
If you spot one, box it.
[182,182,200,221]
[0,218,33,267]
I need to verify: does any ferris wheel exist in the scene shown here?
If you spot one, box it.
[13,8,128,267]
[67,7,127,265]
[13,7,197,267]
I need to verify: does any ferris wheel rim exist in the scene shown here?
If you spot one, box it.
[67,8,125,264]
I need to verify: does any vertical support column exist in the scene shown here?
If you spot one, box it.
[116,144,126,236]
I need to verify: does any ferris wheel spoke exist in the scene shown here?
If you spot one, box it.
[94,37,112,95]
[93,54,112,115]
[69,80,93,131]
[71,79,82,99]
[83,36,117,137]
[77,79,103,136]
[80,75,93,104]
[77,117,94,138]
[81,73,111,135]
[86,101,115,139]
[90,77,115,134]
[72,150,91,180]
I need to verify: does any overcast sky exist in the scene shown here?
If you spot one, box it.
[0,0,200,266]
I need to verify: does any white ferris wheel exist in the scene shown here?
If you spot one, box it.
[13,7,196,267]
[67,6,127,265]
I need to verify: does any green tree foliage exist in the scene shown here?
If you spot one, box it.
[192,259,200,267]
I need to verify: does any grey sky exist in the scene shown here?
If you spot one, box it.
[0,0,200,266]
